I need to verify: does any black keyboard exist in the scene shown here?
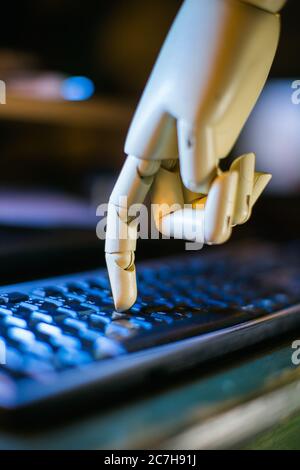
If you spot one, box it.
[1,241,300,413]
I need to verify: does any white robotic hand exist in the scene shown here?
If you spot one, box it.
[105,0,286,312]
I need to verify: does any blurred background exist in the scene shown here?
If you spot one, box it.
[0,0,299,282]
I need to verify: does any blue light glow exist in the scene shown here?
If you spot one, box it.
[61,76,95,101]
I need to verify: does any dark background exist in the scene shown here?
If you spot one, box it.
[0,0,299,98]
[0,0,298,181]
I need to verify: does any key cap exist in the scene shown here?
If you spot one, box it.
[0,307,13,316]
[52,335,81,350]
[79,330,103,349]
[202,298,229,310]
[61,299,81,309]
[86,278,109,290]
[35,322,62,343]
[8,327,35,345]
[62,318,87,335]
[29,312,53,326]
[56,348,92,368]
[150,312,174,325]
[105,321,139,341]
[65,283,87,295]
[37,322,80,350]
[40,299,64,310]
[32,286,67,298]
[111,312,130,320]
[1,316,27,328]
[173,311,193,320]
[18,302,39,315]
[86,295,113,307]
[0,292,29,304]
[129,318,153,330]
[64,293,86,302]
[22,341,53,360]
[89,314,111,330]
[58,305,95,318]
[53,313,72,324]
[80,302,100,313]
[55,307,78,318]
[93,336,125,359]
[36,322,61,336]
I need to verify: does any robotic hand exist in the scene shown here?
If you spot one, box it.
[105,0,286,312]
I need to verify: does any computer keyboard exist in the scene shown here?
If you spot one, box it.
[1,241,300,413]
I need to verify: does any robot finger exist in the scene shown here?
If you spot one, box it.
[230,153,255,226]
[106,156,161,312]
[251,172,272,208]
[204,172,239,245]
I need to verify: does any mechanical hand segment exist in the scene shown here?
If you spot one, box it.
[105,0,285,312]
[105,150,271,312]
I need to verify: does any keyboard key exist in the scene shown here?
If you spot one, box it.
[65,283,87,295]
[55,307,78,318]
[56,348,92,368]
[150,313,174,325]
[129,318,153,330]
[8,327,35,345]
[22,341,53,360]
[18,302,39,315]
[0,307,13,316]
[36,321,81,350]
[36,323,61,338]
[29,312,53,326]
[64,293,86,302]
[86,278,109,290]
[32,286,67,298]
[0,292,29,304]
[62,318,87,335]
[111,312,130,320]
[173,311,193,320]
[59,302,92,314]
[78,327,98,343]
[52,335,81,350]
[40,299,64,310]
[80,302,100,313]
[89,314,111,330]
[1,316,27,329]
[54,313,72,324]
[93,337,125,359]
[105,321,139,341]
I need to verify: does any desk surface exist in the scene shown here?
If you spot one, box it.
[1,334,300,450]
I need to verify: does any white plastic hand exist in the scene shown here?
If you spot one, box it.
[105,0,283,312]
